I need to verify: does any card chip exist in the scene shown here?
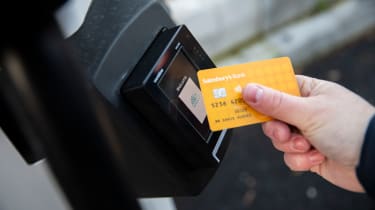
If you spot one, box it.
[213,88,227,99]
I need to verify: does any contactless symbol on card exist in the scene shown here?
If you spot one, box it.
[197,57,300,131]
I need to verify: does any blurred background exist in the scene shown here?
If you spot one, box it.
[164,0,375,209]
[0,1,373,210]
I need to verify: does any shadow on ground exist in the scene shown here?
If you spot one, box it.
[175,29,375,210]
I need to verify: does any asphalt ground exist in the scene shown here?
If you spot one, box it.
[175,29,375,210]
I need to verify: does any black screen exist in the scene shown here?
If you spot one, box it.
[159,51,211,141]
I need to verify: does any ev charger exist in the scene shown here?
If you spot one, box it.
[0,0,232,198]
[70,1,232,197]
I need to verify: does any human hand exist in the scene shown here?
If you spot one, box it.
[242,75,375,192]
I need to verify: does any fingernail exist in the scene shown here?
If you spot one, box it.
[309,151,325,164]
[293,137,308,151]
[243,84,264,103]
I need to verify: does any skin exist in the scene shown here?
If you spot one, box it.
[242,75,375,192]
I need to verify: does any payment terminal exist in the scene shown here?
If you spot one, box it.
[69,0,232,195]
[0,0,232,201]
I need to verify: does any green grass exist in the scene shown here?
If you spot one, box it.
[309,0,342,16]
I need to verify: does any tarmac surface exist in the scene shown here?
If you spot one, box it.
[175,29,375,210]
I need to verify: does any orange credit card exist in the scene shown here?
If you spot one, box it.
[197,57,300,131]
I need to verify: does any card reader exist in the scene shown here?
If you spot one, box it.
[67,1,232,197]
[122,25,227,167]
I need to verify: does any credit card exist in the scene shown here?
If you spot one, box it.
[197,57,300,131]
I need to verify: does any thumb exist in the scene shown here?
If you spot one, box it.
[242,84,308,126]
